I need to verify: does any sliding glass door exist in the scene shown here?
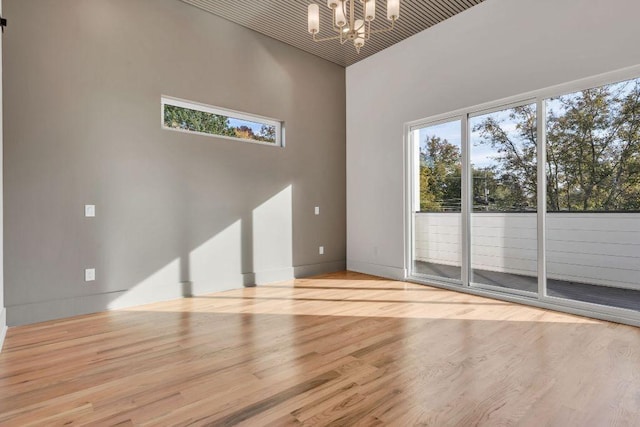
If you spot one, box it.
[469,103,538,296]
[543,78,640,313]
[407,70,640,324]
[411,119,463,284]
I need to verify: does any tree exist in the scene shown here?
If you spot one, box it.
[256,125,276,143]
[164,104,279,145]
[163,105,235,137]
[546,81,640,211]
[419,78,640,213]
[472,104,537,211]
[234,125,256,140]
[419,136,462,211]
[469,79,640,212]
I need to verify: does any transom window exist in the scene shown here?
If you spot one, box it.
[162,96,283,147]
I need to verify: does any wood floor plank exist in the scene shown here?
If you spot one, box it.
[0,271,639,426]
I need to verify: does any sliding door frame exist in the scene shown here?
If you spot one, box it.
[404,64,640,327]
[461,114,470,287]
[407,115,465,286]
[467,98,538,299]
[536,98,547,299]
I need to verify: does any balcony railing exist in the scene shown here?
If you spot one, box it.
[414,212,640,291]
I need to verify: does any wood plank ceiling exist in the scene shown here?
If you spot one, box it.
[181,0,484,67]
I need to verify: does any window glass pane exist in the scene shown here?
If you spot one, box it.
[546,79,640,212]
[418,121,463,212]
[471,105,537,213]
[546,78,640,312]
[163,100,279,145]
[470,104,538,293]
[412,120,462,282]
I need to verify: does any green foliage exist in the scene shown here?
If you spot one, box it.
[419,136,462,211]
[164,105,277,144]
[256,124,277,143]
[164,105,236,137]
[546,81,640,211]
[472,104,538,211]
[419,78,640,213]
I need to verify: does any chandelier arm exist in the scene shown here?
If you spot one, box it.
[367,18,396,35]
[312,33,344,42]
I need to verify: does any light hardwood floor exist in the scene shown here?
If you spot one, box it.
[1,271,639,426]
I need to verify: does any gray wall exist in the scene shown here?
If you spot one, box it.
[346,0,640,279]
[0,0,5,347]
[4,0,346,325]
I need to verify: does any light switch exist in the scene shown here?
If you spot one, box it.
[319,246,324,255]
[85,205,96,217]
[315,206,320,215]
[85,268,96,282]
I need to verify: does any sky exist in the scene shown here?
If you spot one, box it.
[418,119,496,169]
[417,107,532,169]
[228,117,266,134]
[417,78,638,163]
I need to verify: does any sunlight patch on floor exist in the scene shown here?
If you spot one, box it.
[121,276,600,325]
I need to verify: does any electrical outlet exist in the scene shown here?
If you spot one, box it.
[314,206,320,215]
[85,268,96,282]
[319,246,324,255]
[85,205,96,217]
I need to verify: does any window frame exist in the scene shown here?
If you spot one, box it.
[161,95,284,148]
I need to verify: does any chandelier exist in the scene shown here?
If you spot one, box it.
[307,0,400,53]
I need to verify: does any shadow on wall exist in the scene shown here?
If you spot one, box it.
[106,185,294,310]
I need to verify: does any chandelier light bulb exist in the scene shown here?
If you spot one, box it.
[387,0,400,20]
[308,4,320,34]
[365,0,376,22]
[334,2,347,27]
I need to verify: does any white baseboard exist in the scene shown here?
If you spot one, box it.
[6,289,178,327]
[6,262,349,326]
[0,307,7,352]
[253,267,295,285]
[347,259,407,281]
[6,275,244,326]
[246,261,347,285]
[294,260,346,278]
